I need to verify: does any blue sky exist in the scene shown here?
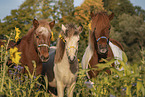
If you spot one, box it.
[0,0,145,21]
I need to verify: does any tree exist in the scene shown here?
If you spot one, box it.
[110,13,145,63]
[1,0,39,37]
[103,0,135,16]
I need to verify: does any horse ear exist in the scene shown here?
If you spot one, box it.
[62,24,66,33]
[49,20,55,29]
[90,11,95,18]
[78,25,83,34]
[33,19,39,28]
[109,13,114,21]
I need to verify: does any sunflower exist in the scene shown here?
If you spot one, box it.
[59,34,65,42]
[15,27,21,42]
[9,47,21,64]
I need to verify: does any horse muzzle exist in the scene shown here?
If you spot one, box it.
[40,54,49,62]
[37,44,50,62]
[98,45,108,54]
[68,56,76,64]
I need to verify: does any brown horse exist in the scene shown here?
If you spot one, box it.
[13,19,55,75]
[81,12,124,79]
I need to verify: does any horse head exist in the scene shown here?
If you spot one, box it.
[90,12,114,55]
[33,19,55,62]
[61,24,83,63]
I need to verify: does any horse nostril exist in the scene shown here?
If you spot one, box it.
[100,48,107,54]
[68,56,70,60]
[41,55,45,60]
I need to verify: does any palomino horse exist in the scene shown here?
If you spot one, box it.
[42,24,83,97]
[14,19,55,75]
[81,12,124,79]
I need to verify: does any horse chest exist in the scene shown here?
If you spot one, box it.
[54,63,77,84]
[54,55,78,85]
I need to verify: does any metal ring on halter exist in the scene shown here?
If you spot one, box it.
[38,44,50,48]
[96,36,109,43]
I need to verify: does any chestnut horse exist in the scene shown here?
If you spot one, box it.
[14,19,55,75]
[42,24,83,97]
[81,12,124,80]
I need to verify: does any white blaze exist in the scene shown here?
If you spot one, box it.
[38,27,49,37]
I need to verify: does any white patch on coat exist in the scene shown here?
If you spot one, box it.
[38,27,50,37]
[109,41,124,71]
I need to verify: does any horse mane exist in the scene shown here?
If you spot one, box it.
[55,24,79,63]
[54,31,65,63]
[89,12,110,51]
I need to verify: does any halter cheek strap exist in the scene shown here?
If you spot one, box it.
[96,36,109,43]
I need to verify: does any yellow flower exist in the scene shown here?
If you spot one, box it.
[59,34,66,42]
[51,31,54,41]
[15,27,21,42]
[88,21,92,30]
[78,59,80,62]
[9,47,21,64]
[59,34,62,38]
[1,45,4,48]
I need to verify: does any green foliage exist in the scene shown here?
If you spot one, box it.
[75,52,145,97]
[110,13,145,63]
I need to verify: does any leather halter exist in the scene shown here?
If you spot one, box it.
[96,36,109,44]
[38,44,50,48]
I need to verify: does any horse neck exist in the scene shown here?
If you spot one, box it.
[61,50,78,73]
[54,39,65,63]
[25,31,40,61]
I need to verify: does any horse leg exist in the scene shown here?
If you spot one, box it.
[56,81,64,97]
[67,82,75,97]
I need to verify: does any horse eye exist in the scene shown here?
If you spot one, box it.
[36,36,39,38]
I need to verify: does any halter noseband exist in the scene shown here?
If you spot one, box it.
[66,46,77,50]
[96,36,109,43]
[38,44,50,48]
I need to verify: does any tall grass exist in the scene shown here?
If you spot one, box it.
[74,52,145,97]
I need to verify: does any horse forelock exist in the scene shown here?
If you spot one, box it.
[89,12,110,51]
[65,24,79,38]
